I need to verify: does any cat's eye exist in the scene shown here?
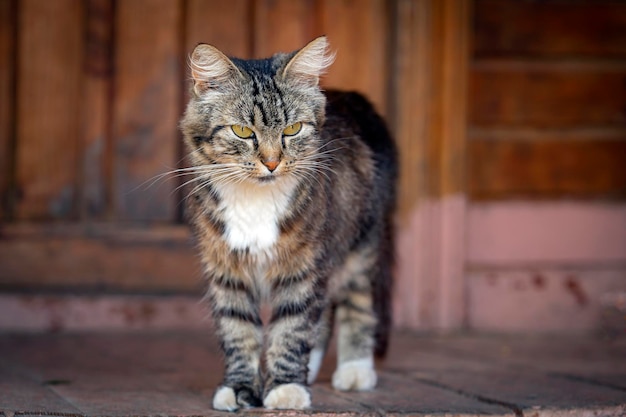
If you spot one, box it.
[282,122,302,136]
[231,125,255,139]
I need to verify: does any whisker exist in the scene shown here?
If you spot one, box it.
[314,136,356,152]
[130,163,243,193]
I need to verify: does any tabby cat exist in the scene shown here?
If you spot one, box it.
[180,37,397,411]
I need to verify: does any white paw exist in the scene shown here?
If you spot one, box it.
[332,358,377,391]
[263,383,311,410]
[213,386,238,411]
[307,348,324,384]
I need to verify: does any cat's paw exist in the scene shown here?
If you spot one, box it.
[212,385,261,411]
[213,386,238,411]
[332,358,377,391]
[263,383,311,409]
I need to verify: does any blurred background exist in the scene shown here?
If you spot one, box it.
[0,0,624,334]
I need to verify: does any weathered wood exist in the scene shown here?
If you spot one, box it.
[80,0,114,219]
[469,139,626,199]
[474,0,626,59]
[470,70,626,129]
[414,335,626,391]
[0,294,209,332]
[319,0,390,116]
[346,372,512,415]
[2,331,626,415]
[112,0,182,221]
[186,0,251,58]
[469,127,626,142]
[418,334,626,376]
[392,0,470,330]
[436,0,469,198]
[252,0,316,58]
[393,0,469,211]
[411,368,626,414]
[0,361,83,414]
[393,0,429,219]
[0,224,202,293]
[0,0,16,221]
[15,0,83,220]
[468,268,626,332]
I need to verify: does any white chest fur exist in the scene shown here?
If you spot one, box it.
[214,179,297,255]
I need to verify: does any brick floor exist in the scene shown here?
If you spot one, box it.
[0,331,624,417]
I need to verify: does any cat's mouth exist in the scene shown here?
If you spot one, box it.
[256,174,277,183]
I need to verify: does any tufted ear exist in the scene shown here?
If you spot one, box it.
[189,44,242,95]
[282,36,335,86]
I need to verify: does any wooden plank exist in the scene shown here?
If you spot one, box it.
[0,224,202,293]
[0,294,208,332]
[0,333,221,377]
[393,0,469,210]
[432,0,469,329]
[0,0,16,221]
[15,0,83,220]
[470,69,626,129]
[0,335,217,416]
[469,127,626,142]
[469,139,626,199]
[391,333,626,393]
[112,0,182,221]
[185,0,251,58]
[393,0,431,219]
[341,372,512,415]
[474,0,626,59]
[79,0,114,219]
[49,387,213,416]
[319,0,390,116]
[410,368,626,415]
[468,268,626,332]
[0,361,83,414]
[392,0,434,329]
[452,336,626,377]
[252,0,316,58]
[392,0,470,330]
[409,334,626,376]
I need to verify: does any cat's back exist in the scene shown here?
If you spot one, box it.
[322,90,398,201]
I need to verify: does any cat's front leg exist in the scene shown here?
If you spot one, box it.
[263,273,323,409]
[207,274,263,411]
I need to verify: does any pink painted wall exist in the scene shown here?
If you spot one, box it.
[466,202,626,332]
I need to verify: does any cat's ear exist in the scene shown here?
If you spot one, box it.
[282,36,335,86]
[189,44,242,95]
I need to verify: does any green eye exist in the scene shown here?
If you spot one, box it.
[282,122,302,136]
[231,125,254,139]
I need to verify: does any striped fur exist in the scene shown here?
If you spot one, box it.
[180,37,397,411]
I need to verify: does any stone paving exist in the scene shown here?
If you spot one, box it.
[0,331,624,417]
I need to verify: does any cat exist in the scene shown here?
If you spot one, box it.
[179,36,397,411]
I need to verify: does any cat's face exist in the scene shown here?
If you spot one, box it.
[182,37,334,187]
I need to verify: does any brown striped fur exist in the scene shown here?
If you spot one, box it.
[180,37,397,411]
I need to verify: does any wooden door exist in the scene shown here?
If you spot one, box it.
[0,0,398,303]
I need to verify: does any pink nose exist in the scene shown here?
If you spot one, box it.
[263,160,279,172]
